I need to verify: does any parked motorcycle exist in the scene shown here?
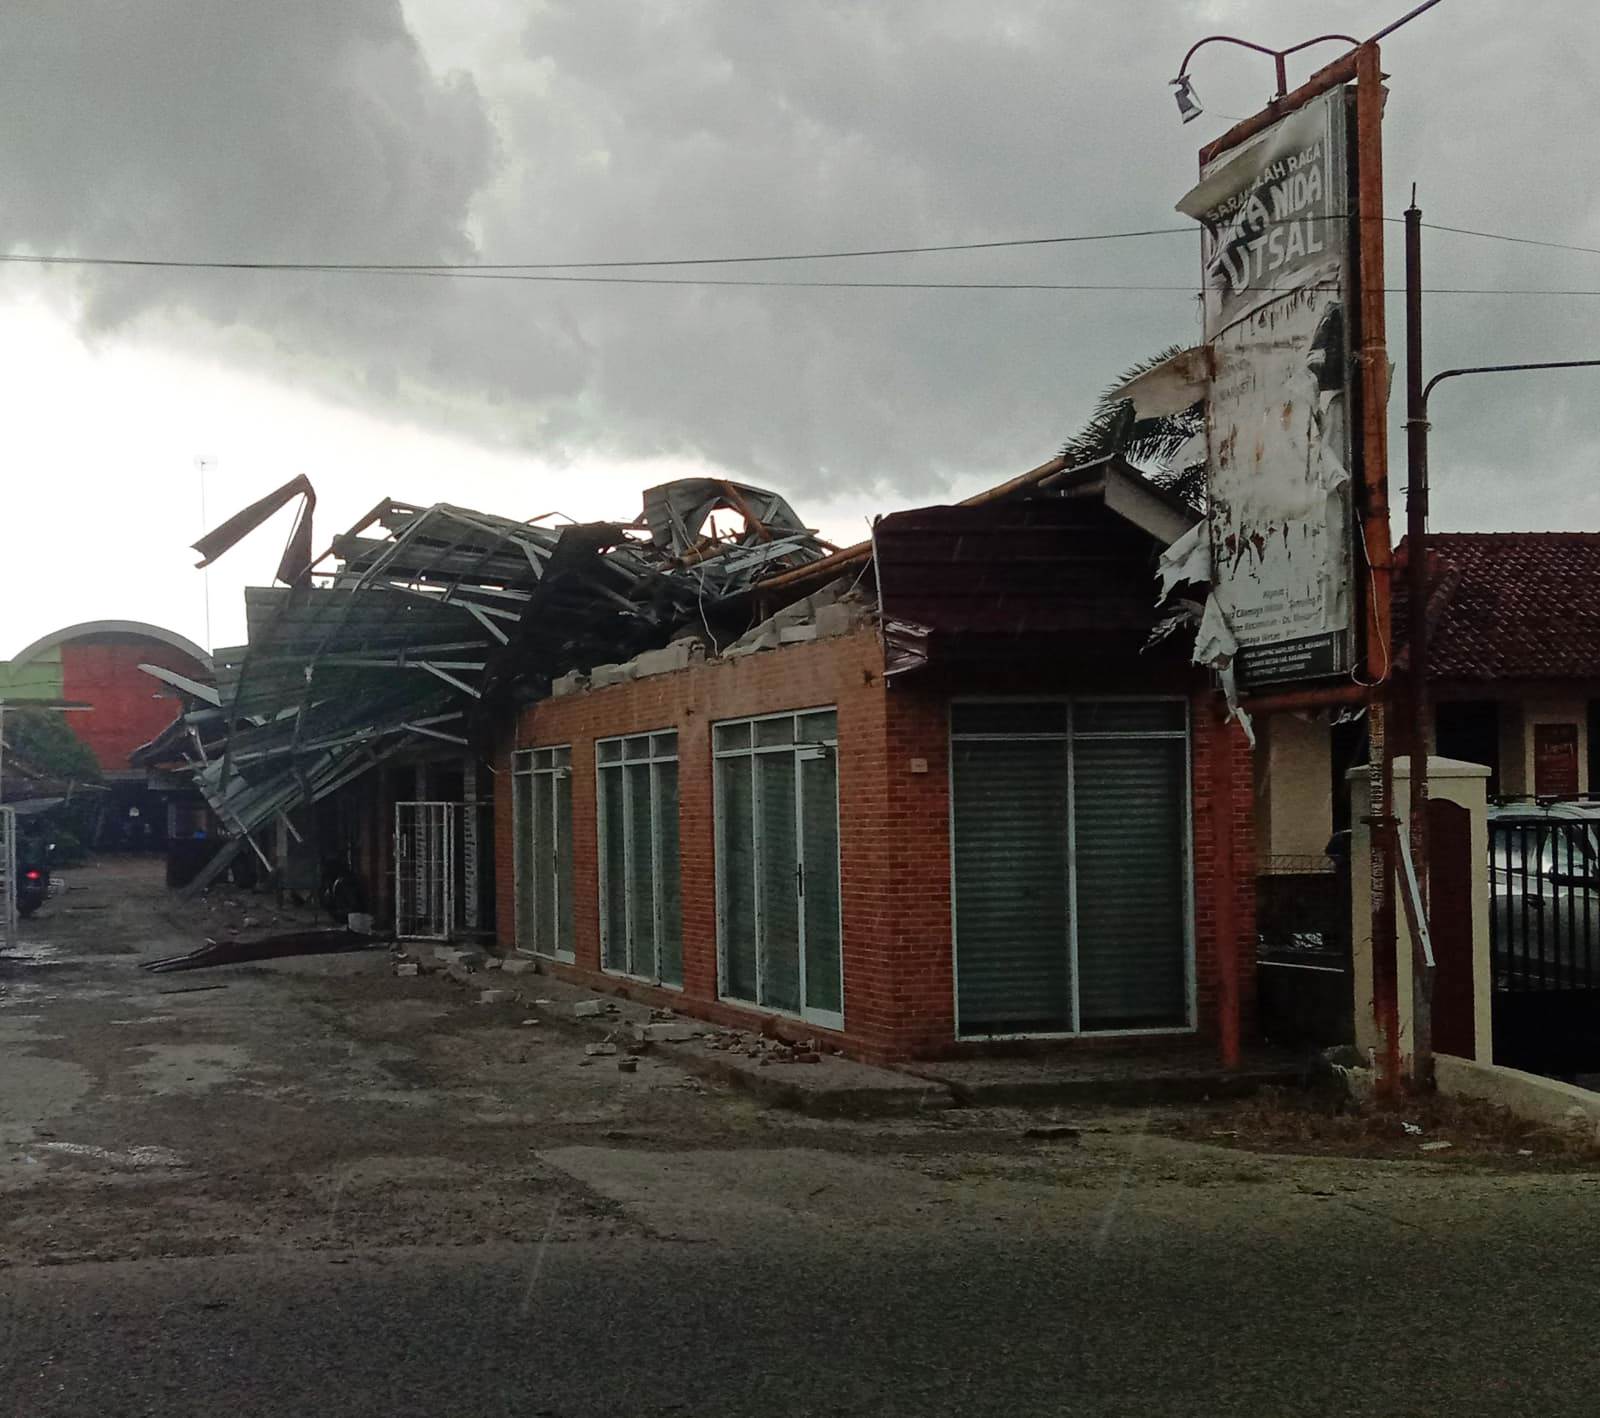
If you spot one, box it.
[16,855,51,918]
[14,834,57,919]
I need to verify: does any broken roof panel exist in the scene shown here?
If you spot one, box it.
[163,475,835,892]
[874,465,1200,679]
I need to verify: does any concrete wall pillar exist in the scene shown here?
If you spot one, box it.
[1350,755,1492,1069]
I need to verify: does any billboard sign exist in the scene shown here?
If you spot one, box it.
[1178,87,1355,688]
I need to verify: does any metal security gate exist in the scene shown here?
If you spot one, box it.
[0,806,16,948]
[395,801,458,940]
[1489,815,1600,1077]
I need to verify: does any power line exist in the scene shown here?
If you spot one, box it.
[4,250,1600,296]
[0,214,1566,276]
[1419,222,1600,259]
[0,227,1196,276]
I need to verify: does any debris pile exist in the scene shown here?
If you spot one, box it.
[706,1028,828,1065]
[145,476,839,899]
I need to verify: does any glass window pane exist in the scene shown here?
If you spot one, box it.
[801,751,842,1017]
[555,745,572,769]
[534,748,553,770]
[533,777,556,953]
[951,702,1068,737]
[714,721,750,753]
[599,767,627,972]
[758,753,801,1012]
[624,735,652,759]
[756,717,794,748]
[513,774,534,951]
[597,739,623,764]
[797,710,837,743]
[718,757,757,1001]
[657,761,683,987]
[512,749,533,772]
[627,762,657,979]
[556,772,575,956]
[1074,701,1187,736]
[651,731,678,758]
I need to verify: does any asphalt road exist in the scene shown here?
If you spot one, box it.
[9,1194,1600,1418]
[6,857,1600,1415]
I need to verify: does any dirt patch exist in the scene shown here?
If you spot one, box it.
[1167,1085,1600,1168]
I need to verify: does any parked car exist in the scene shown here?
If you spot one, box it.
[1487,800,1600,987]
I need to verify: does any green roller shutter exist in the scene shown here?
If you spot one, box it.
[953,738,1072,1034]
[1073,736,1188,1030]
[951,701,1190,1038]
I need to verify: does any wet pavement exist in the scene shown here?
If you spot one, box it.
[7,856,1600,1414]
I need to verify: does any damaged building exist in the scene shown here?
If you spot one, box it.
[160,459,1256,1063]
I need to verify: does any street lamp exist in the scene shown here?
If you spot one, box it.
[1169,32,1359,123]
[1401,197,1600,1089]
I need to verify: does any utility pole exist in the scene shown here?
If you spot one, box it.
[1353,43,1401,1098]
[1404,199,1434,1089]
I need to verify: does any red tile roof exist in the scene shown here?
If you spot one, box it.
[1396,532,1600,682]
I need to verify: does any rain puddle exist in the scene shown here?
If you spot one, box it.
[32,1140,185,1169]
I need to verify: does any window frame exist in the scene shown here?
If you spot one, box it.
[595,729,683,988]
[511,744,574,962]
[712,706,843,1030]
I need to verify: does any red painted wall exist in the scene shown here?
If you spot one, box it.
[493,629,1257,1063]
[56,636,211,774]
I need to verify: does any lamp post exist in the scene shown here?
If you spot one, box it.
[1169,0,1449,125]
[1402,197,1600,1085]
[1169,32,1359,124]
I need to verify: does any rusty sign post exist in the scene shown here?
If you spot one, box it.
[1180,40,1401,1090]
[1353,43,1402,1097]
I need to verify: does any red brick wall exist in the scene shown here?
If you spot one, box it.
[58,637,212,774]
[492,633,1257,1063]
[1189,694,1259,1046]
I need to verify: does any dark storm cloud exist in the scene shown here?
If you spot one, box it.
[2,0,1597,518]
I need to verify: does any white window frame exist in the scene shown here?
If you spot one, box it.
[712,706,844,1031]
[595,729,683,988]
[948,695,1196,1041]
[512,744,574,961]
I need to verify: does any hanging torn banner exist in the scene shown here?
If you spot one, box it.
[1177,85,1357,691]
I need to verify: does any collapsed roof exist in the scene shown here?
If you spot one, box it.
[156,477,833,892]
[151,455,1201,895]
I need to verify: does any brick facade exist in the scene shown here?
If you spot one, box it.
[55,636,212,777]
[492,627,1257,1063]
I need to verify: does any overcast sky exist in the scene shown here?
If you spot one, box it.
[1,0,1595,656]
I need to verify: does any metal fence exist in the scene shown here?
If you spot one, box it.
[395,801,458,941]
[1489,819,1600,991]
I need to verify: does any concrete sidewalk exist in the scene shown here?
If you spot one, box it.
[900,1047,1303,1108]
[406,946,1300,1116]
